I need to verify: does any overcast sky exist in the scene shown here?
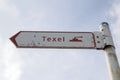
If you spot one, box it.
[0,0,120,80]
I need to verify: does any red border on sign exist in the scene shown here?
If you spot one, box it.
[10,31,96,49]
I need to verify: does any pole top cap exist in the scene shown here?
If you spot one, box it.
[101,22,109,26]
[99,22,109,30]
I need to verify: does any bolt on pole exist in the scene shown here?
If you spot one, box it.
[100,22,120,80]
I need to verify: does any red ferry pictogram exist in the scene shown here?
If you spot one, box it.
[69,37,83,42]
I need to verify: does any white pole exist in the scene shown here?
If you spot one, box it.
[100,22,120,80]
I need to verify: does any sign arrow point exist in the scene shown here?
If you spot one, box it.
[10,31,21,47]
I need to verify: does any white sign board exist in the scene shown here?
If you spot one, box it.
[10,31,96,49]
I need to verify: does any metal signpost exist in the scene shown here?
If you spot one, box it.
[10,22,120,80]
[99,22,120,80]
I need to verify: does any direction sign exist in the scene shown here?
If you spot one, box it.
[10,31,96,49]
